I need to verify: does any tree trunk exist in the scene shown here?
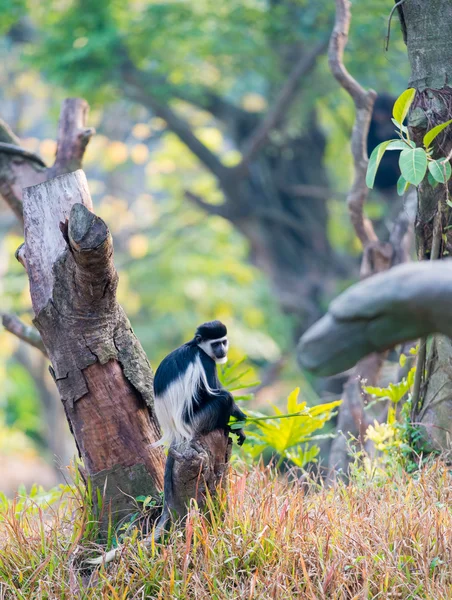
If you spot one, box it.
[399,0,452,454]
[122,55,339,335]
[22,171,165,516]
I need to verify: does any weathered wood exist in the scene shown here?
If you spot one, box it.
[298,260,452,456]
[162,431,231,521]
[2,99,232,537]
[22,172,165,515]
[298,260,452,376]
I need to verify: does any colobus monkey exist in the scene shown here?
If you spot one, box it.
[153,321,246,447]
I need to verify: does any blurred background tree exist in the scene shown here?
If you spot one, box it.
[0,0,409,491]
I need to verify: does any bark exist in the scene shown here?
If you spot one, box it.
[399,0,452,455]
[89,431,232,565]
[22,173,165,515]
[14,346,75,480]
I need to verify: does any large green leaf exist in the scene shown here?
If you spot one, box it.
[366,140,396,189]
[396,175,409,196]
[428,159,452,184]
[423,119,452,149]
[399,147,427,185]
[392,88,415,127]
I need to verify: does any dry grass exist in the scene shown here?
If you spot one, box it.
[1,461,452,599]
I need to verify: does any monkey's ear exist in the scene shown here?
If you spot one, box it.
[195,334,202,343]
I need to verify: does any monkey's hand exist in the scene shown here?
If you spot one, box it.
[235,428,246,446]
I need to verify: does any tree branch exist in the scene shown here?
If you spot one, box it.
[235,38,328,176]
[0,99,94,224]
[328,0,377,247]
[0,118,21,145]
[1,312,47,355]
[184,190,229,218]
[0,142,46,167]
[121,63,229,182]
[298,260,452,377]
[48,98,95,178]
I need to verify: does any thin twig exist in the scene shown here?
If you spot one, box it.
[385,0,408,51]
[184,190,229,218]
[1,312,47,356]
[121,62,229,183]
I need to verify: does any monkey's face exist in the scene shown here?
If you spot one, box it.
[198,336,229,364]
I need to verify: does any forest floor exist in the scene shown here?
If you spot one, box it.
[0,460,451,599]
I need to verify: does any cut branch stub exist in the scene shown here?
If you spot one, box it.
[22,170,164,513]
[49,98,95,178]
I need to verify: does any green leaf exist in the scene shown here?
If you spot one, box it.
[423,119,452,149]
[366,140,395,189]
[399,147,428,185]
[427,172,439,189]
[392,88,416,127]
[392,118,408,133]
[428,159,452,183]
[386,140,409,151]
[397,175,410,196]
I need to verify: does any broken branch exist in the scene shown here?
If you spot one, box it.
[1,312,47,356]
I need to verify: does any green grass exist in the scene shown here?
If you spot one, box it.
[1,461,452,599]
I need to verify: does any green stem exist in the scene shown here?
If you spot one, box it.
[230,410,310,429]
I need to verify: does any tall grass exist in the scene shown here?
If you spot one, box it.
[1,461,451,599]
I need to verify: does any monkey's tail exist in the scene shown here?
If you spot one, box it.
[85,547,122,566]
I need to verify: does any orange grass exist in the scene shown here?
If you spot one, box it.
[0,461,452,599]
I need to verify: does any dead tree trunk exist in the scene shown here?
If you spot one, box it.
[0,99,167,517]
[22,171,165,514]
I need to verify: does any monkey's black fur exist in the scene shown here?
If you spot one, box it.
[195,320,227,341]
[154,321,246,446]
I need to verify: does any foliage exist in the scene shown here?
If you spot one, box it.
[1,462,452,598]
[367,88,452,197]
[362,351,438,478]
[233,386,340,469]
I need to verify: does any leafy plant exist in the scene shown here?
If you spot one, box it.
[366,88,452,199]
[219,356,260,402]
[364,362,416,425]
[232,387,340,468]
[362,351,437,475]
[219,357,340,469]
